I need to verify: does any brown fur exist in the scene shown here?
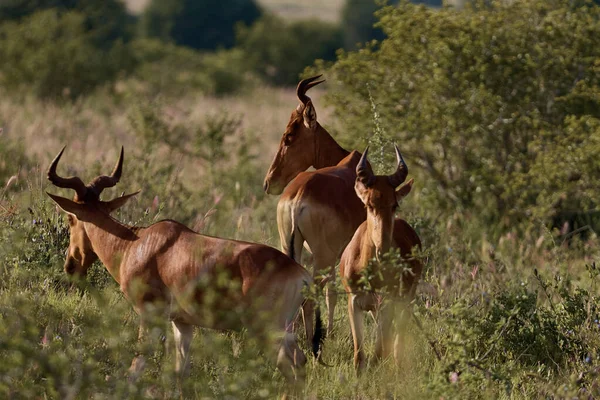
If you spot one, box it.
[46,147,319,388]
[263,77,422,337]
[339,150,422,372]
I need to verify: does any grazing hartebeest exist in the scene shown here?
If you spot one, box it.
[263,75,420,337]
[46,146,323,387]
[339,146,422,371]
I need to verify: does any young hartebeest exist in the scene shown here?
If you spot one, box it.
[339,146,422,371]
[45,146,323,388]
[262,75,421,336]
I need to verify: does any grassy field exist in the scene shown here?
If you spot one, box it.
[124,0,344,21]
[1,79,599,399]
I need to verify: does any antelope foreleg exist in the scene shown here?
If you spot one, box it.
[325,284,338,337]
[172,320,194,377]
[374,302,395,363]
[301,299,315,351]
[348,294,365,372]
[128,320,149,383]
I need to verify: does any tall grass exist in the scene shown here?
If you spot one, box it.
[1,86,599,399]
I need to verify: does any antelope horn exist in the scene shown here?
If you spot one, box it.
[47,146,88,200]
[87,146,124,195]
[388,144,408,188]
[297,74,325,105]
[356,146,375,187]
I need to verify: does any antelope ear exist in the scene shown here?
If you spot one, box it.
[354,180,370,205]
[46,192,88,220]
[302,100,318,130]
[396,178,414,202]
[101,190,140,213]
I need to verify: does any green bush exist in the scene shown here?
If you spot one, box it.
[237,14,342,85]
[140,0,262,50]
[128,39,252,96]
[0,0,133,46]
[319,0,600,231]
[341,0,388,49]
[0,9,132,99]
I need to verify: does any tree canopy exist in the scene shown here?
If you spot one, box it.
[320,0,600,231]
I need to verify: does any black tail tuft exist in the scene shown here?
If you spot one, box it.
[288,231,295,261]
[312,306,324,358]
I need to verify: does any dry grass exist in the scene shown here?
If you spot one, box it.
[123,0,344,22]
[0,84,331,173]
[257,0,344,22]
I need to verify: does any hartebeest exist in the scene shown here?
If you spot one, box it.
[263,75,420,336]
[339,146,422,371]
[45,146,323,387]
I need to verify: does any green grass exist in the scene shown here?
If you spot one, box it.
[1,86,600,399]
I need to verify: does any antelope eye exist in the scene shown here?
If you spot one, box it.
[284,133,295,146]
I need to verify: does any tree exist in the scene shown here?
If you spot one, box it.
[320,0,600,230]
[140,0,262,50]
[0,9,130,99]
[0,0,132,46]
[340,0,385,49]
[236,14,342,85]
[341,0,441,50]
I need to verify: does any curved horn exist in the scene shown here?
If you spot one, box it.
[388,144,408,188]
[87,146,124,195]
[356,146,375,187]
[297,74,325,105]
[47,146,88,200]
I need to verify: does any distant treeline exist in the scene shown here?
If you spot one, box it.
[0,0,447,99]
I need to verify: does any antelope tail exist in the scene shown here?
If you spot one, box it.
[288,231,296,261]
[312,305,323,358]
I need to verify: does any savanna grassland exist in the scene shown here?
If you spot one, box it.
[2,0,600,399]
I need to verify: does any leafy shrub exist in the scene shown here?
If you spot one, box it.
[0,9,132,99]
[340,0,388,49]
[140,0,262,50]
[319,0,600,231]
[425,270,599,398]
[0,0,133,45]
[237,14,342,85]
[128,39,252,96]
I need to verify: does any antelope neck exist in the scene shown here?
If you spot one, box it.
[313,125,350,169]
[83,211,139,284]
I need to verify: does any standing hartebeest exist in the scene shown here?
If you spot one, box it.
[262,75,420,336]
[45,146,323,389]
[339,146,422,371]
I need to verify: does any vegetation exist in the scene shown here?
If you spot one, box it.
[0,0,133,44]
[319,0,600,232]
[140,0,262,50]
[1,0,600,398]
[0,9,132,99]
[237,14,342,85]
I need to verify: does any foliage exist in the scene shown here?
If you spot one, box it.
[0,9,132,99]
[319,0,600,231]
[140,0,262,50]
[340,0,388,49]
[0,134,28,189]
[128,39,252,96]
[2,84,600,398]
[236,13,342,85]
[0,0,133,46]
